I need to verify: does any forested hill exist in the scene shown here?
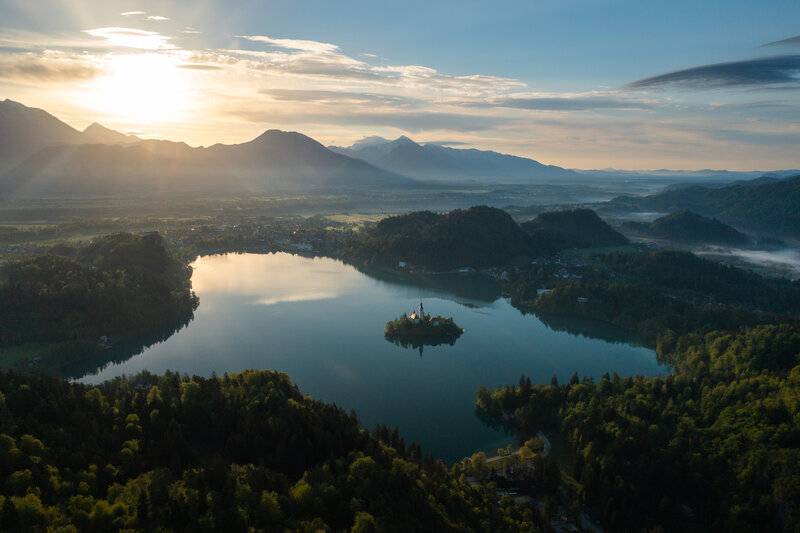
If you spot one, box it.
[621,209,750,245]
[345,206,537,270]
[0,369,535,532]
[607,174,800,238]
[345,206,629,270]
[0,233,197,370]
[520,209,628,251]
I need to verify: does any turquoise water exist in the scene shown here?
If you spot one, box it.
[80,252,666,464]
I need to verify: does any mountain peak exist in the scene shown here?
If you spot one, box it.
[82,122,140,145]
[350,135,390,150]
[391,135,417,146]
[251,129,320,145]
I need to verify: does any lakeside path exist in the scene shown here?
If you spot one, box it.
[485,430,551,464]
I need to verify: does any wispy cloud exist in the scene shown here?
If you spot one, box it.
[177,63,223,71]
[237,35,340,54]
[481,92,656,111]
[761,35,800,48]
[226,106,516,133]
[120,11,145,17]
[147,15,169,21]
[182,27,201,34]
[84,27,174,50]
[0,51,97,82]
[220,36,524,95]
[626,55,800,89]
[261,88,419,106]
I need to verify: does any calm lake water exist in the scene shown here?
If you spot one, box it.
[80,252,667,464]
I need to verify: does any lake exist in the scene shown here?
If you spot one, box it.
[80,252,667,464]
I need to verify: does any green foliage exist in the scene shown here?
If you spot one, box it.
[509,250,800,348]
[345,207,628,271]
[344,206,537,270]
[0,369,537,532]
[476,324,800,531]
[0,232,197,369]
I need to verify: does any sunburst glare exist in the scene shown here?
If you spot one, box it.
[76,53,192,130]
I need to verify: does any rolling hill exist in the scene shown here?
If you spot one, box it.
[521,208,629,251]
[607,175,800,238]
[621,209,751,246]
[346,206,538,270]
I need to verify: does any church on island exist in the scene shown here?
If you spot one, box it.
[409,301,447,327]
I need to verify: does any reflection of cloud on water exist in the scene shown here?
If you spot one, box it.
[325,359,360,382]
[254,290,338,306]
[697,247,800,277]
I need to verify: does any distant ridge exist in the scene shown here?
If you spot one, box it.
[330,135,577,182]
[82,122,141,145]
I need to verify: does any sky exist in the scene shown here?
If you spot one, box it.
[1,0,799,170]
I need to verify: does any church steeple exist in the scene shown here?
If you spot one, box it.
[419,300,424,319]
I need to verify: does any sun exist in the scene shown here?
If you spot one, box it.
[79,53,192,130]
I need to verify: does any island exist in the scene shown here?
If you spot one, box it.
[384,301,464,349]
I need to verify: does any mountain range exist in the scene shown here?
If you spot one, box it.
[0,99,409,195]
[329,135,577,182]
[2,98,797,197]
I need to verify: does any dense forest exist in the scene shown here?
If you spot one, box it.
[607,174,800,238]
[621,209,750,246]
[476,324,800,531]
[343,206,536,270]
[344,206,628,270]
[520,209,628,250]
[508,250,800,348]
[0,369,538,532]
[0,233,197,370]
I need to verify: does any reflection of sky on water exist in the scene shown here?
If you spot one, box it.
[192,253,364,303]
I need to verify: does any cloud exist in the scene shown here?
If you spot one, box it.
[120,11,145,17]
[626,55,800,89]
[761,35,800,47]
[182,27,201,34]
[0,52,98,82]
[227,106,516,132]
[177,63,223,70]
[261,88,418,106]
[217,36,524,94]
[485,93,655,111]
[237,35,340,55]
[147,15,169,21]
[84,27,174,50]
